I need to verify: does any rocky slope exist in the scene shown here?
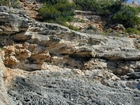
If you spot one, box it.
[0,6,140,105]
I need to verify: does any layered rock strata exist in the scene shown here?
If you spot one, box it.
[0,6,140,105]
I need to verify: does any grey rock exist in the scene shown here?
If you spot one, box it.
[8,71,140,105]
[0,6,9,12]
[127,72,140,79]
[0,7,31,35]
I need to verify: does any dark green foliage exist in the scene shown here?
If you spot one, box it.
[74,0,96,11]
[39,0,140,32]
[38,0,75,23]
[74,0,140,28]
[74,0,114,15]
[39,0,69,4]
[112,4,140,28]
[39,4,60,20]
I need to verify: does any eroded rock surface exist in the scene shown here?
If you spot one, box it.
[0,6,140,105]
[0,54,10,105]
[8,70,140,105]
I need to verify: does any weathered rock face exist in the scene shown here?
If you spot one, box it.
[0,6,31,35]
[0,54,10,105]
[0,6,140,105]
[8,70,140,105]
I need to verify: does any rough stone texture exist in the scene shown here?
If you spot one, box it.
[8,70,140,105]
[0,72,10,105]
[0,6,139,105]
[0,53,10,105]
[0,12,29,34]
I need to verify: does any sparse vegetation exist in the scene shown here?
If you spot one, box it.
[61,22,79,31]
[38,0,75,23]
[38,0,140,33]
[74,0,140,27]
[126,28,140,35]
[0,0,19,7]
[112,4,140,28]
[74,0,114,15]
[74,0,140,34]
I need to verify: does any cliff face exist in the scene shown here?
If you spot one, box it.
[0,6,140,105]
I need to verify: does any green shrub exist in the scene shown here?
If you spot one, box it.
[112,5,140,28]
[79,19,85,23]
[38,0,75,23]
[126,28,140,35]
[74,0,114,15]
[39,0,68,4]
[39,4,60,21]
[39,0,140,31]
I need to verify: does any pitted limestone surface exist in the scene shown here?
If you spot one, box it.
[8,71,140,105]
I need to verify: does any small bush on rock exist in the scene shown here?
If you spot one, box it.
[38,0,75,23]
[112,5,140,28]
[38,0,140,33]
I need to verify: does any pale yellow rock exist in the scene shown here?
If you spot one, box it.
[41,63,61,72]
[16,49,31,60]
[51,56,68,66]
[31,52,50,64]
[84,59,107,70]
[4,56,20,67]
[72,69,85,76]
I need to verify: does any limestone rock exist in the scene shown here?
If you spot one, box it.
[29,44,50,63]
[127,72,140,79]
[41,63,62,72]
[0,7,31,35]
[84,58,107,70]
[4,55,20,67]
[0,54,10,105]
[0,72,10,105]
[84,70,119,81]
[72,69,85,76]
[0,6,9,12]
[31,52,50,64]
[3,45,31,67]
[7,70,140,105]
[15,49,31,61]
[16,62,42,70]
[72,45,93,57]
[0,5,140,105]
[51,56,69,67]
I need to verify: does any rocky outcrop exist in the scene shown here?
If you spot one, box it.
[68,11,103,33]
[0,6,140,105]
[0,7,30,35]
